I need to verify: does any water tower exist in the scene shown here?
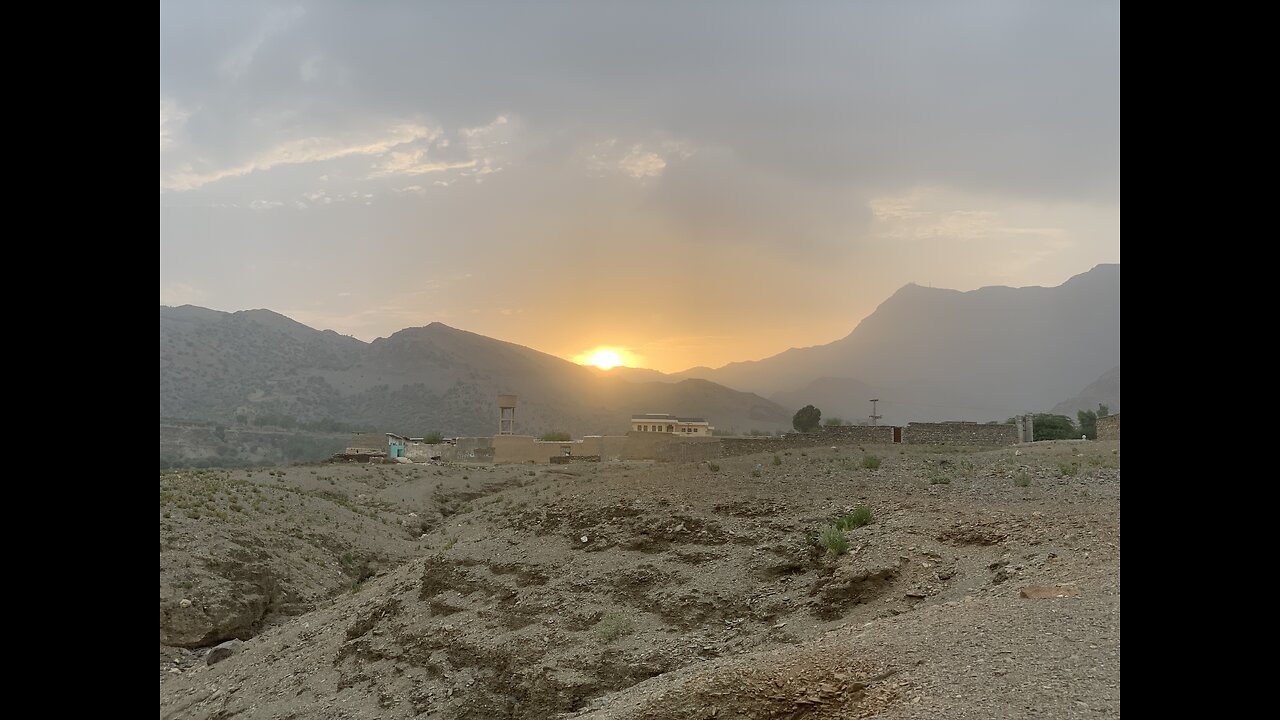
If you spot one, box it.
[497,394,518,435]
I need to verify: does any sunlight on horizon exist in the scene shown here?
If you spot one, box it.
[574,347,638,370]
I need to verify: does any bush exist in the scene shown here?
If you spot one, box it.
[929,470,951,485]
[707,462,720,472]
[539,432,571,441]
[818,525,850,556]
[772,455,782,466]
[851,504,873,527]
[423,431,444,443]
[1033,414,1077,441]
[339,552,376,583]
[793,405,822,433]
[862,455,881,469]
[1058,462,1079,477]
[836,505,873,530]
[593,613,635,642]
[1014,471,1031,487]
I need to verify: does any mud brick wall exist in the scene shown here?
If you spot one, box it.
[720,426,896,457]
[1096,413,1120,441]
[624,432,720,462]
[903,422,1017,446]
[821,426,896,443]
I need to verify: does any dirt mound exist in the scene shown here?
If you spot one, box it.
[160,442,1121,718]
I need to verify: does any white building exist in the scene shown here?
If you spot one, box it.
[630,413,714,436]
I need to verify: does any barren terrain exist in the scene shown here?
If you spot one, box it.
[160,439,1120,719]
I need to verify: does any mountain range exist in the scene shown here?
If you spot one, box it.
[160,308,789,438]
[160,263,1119,440]
[668,264,1120,424]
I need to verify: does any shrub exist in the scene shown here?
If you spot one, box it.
[1014,471,1031,487]
[1033,414,1077,441]
[836,505,873,530]
[862,455,881,469]
[707,462,720,472]
[593,613,635,641]
[1058,462,1079,477]
[339,552,376,583]
[818,525,849,556]
[772,455,782,466]
[929,470,951,485]
[793,405,822,433]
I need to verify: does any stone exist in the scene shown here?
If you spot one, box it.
[179,598,192,608]
[206,639,244,666]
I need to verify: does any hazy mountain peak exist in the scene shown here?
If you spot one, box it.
[673,265,1119,422]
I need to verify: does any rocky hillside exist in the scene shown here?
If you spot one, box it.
[160,307,789,440]
[160,440,1120,719]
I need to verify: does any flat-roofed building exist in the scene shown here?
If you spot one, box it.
[630,413,713,436]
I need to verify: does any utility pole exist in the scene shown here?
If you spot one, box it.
[869,399,882,426]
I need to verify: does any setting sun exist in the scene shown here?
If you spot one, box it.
[588,350,623,369]
[574,347,637,370]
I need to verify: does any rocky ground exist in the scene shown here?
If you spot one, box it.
[160,440,1120,719]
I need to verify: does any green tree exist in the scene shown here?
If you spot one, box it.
[539,431,571,441]
[1033,413,1077,441]
[793,405,822,433]
[1077,403,1110,440]
[423,431,444,443]
[824,417,844,427]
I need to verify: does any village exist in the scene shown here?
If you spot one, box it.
[337,394,1120,466]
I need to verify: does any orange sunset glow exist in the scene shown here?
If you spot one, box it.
[575,347,636,370]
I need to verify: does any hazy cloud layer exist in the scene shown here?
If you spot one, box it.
[160,1,1120,372]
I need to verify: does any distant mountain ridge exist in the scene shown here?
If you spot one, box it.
[1051,366,1120,417]
[669,264,1121,424]
[160,307,789,437]
[161,264,1119,439]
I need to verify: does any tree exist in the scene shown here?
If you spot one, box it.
[1033,413,1076,441]
[824,417,844,427]
[539,431,571,441]
[1077,404,1110,440]
[1077,409,1097,440]
[793,405,822,433]
[423,431,444,444]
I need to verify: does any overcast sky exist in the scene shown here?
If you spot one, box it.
[160,1,1119,372]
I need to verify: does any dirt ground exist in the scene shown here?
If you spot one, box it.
[160,439,1120,719]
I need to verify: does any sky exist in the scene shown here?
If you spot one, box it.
[160,1,1120,373]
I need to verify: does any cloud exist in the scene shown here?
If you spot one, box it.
[371,150,477,177]
[160,99,189,150]
[585,139,692,179]
[219,5,306,81]
[249,199,284,210]
[161,123,437,191]
[869,188,1065,243]
[619,147,666,178]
